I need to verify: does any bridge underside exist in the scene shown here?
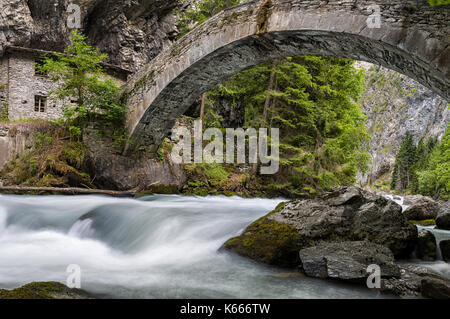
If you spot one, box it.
[123,0,449,153]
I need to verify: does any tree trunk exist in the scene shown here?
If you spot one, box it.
[262,66,276,123]
[254,62,277,175]
[200,93,207,119]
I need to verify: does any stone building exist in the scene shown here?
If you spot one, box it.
[0,46,131,121]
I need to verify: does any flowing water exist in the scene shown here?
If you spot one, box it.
[0,194,385,299]
[383,194,450,279]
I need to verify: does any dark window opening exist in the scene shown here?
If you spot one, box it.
[34,96,47,112]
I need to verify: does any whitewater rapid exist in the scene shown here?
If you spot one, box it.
[0,194,384,299]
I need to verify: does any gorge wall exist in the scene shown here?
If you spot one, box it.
[357,62,449,185]
[0,0,182,72]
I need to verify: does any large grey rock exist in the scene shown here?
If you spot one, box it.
[436,210,450,231]
[403,195,430,207]
[299,241,400,282]
[421,277,450,299]
[404,198,440,221]
[440,240,450,262]
[381,264,448,298]
[415,229,437,262]
[224,186,418,267]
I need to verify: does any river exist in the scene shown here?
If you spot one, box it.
[0,193,448,298]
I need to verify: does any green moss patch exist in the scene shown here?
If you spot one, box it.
[409,219,436,226]
[223,203,303,267]
[0,282,92,299]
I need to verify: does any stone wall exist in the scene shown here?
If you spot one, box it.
[83,125,186,191]
[0,123,35,171]
[3,52,63,121]
[0,56,8,118]
[0,50,129,122]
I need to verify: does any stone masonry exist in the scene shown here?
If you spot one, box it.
[122,0,449,153]
[0,47,131,121]
[1,51,63,121]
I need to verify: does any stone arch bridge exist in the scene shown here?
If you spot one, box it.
[122,0,449,153]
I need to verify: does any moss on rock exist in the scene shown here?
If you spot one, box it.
[223,202,303,267]
[409,219,436,226]
[0,282,93,299]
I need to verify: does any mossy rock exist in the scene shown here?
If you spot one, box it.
[0,282,93,299]
[223,202,303,267]
[223,187,418,267]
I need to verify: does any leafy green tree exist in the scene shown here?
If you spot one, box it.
[37,30,126,135]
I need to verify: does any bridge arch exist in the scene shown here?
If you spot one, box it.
[123,0,449,153]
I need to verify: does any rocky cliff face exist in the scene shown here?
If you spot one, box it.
[0,0,181,72]
[356,62,449,185]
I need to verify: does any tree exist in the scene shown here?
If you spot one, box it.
[417,125,450,199]
[391,133,417,191]
[37,30,126,136]
[205,56,370,196]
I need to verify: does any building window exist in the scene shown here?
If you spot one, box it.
[34,96,47,112]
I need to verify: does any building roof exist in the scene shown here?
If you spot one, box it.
[3,46,133,75]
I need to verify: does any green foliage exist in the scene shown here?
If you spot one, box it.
[391,125,449,200]
[205,56,370,196]
[416,125,450,200]
[0,102,8,121]
[176,0,243,38]
[36,30,126,131]
[391,132,417,190]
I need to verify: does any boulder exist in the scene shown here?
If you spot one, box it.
[436,210,450,231]
[403,195,431,206]
[381,264,449,298]
[439,240,450,262]
[415,229,437,261]
[421,277,450,299]
[403,198,440,221]
[298,241,400,282]
[223,186,418,267]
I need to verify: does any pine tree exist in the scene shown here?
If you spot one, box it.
[391,133,417,191]
[205,56,370,196]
